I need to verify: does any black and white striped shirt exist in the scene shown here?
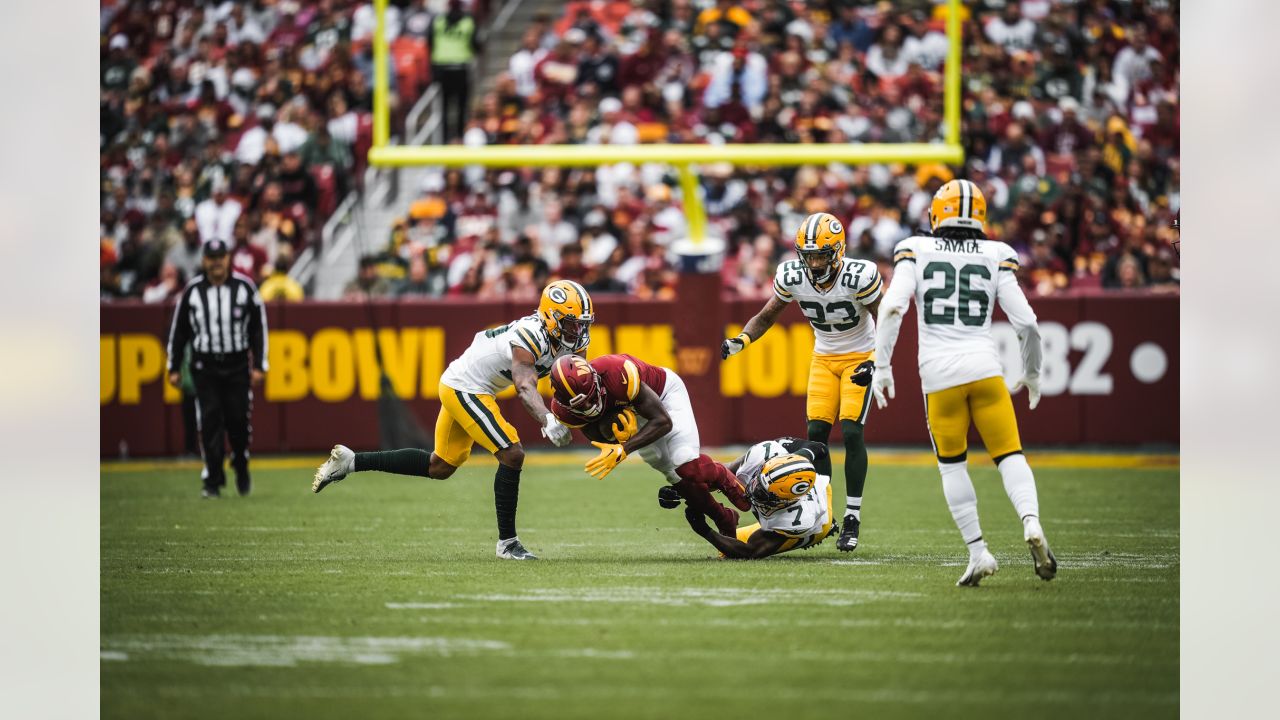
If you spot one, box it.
[166,272,269,372]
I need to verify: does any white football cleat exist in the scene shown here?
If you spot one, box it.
[956,549,999,587]
[496,537,538,560]
[1024,518,1058,581]
[313,444,354,493]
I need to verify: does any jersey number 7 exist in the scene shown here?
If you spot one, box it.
[922,262,991,327]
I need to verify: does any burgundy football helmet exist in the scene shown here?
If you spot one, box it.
[550,355,605,418]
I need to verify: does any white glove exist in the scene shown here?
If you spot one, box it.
[721,333,751,359]
[1012,375,1041,410]
[541,412,572,447]
[871,365,895,409]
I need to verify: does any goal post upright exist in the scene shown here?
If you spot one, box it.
[368,0,966,242]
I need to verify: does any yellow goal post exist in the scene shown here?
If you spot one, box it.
[368,0,966,244]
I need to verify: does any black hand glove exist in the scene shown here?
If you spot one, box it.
[684,506,714,537]
[658,485,683,509]
[850,360,875,387]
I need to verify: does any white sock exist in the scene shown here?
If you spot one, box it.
[939,461,986,560]
[845,496,862,521]
[997,453,1040,522]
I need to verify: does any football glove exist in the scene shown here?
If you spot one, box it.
[871,365,895,409]
[850,360,875,387]
[541,412,572,447]
[658,485,683,509]
[683,506,714,538]
[1012,374,1041,410]
[585,441,627,479]
[721,333,752,359]
[611,408,638,443]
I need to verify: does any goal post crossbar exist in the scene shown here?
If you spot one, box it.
[369,0,966,243]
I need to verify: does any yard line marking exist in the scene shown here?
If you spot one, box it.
[102,450,1178,474]
[384,602,461,610]
[101,634,511,667]
[452,586,923,608]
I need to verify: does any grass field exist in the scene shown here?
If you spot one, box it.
[101,451,1178,719]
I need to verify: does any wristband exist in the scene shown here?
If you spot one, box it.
[735,333,752,348]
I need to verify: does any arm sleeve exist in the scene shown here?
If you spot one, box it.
[874,260,917,369]
[996,263,1042,378]
[249,282,269,371]
[166,287,192,373]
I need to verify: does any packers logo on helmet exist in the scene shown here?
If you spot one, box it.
[539,280,594,352]
[794,212,846,286]
[929,179,987,232]
[750,454,818,513]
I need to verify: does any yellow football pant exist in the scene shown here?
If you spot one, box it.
[806,350,875,424]
[924,376,1023,462]
[434,382,520,467]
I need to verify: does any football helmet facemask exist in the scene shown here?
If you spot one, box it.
[550,355,606,419]
[794,212,847,287]
[750,454,818,513]
[539,280,595,352]
[929,179,988,232]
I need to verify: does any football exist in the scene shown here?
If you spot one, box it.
[582,406,631,443]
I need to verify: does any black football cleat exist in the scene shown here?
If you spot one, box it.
[836,515,860,552]
[201,487,220,499]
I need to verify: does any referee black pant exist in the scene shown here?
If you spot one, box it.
[432,64,470,143]
[192,355,253,493]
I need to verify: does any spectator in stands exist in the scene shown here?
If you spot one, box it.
[428,0,482,142]
[1112,24,1163,99]
[984,3,1038,53]
[509,28,546,98]
[142,262,185,304]
[703,45,766,112]
[230,216,268,280]
[278,149,319,209]
[260,256,305,301]
[195,176,241,244]
[345,255,392,300]
[167,219,205,282]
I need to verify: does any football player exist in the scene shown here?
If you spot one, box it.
[872,179,1057,587]
[676,438,836,559]
[311,280,594,560]
[549,353,751,536]
[721,212,883,552]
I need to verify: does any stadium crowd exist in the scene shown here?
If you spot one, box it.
[99,0,451,301]
[370,0,1178,300]
[101,0,1179,302]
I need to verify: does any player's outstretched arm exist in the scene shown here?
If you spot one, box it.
[996,270,1043,409]
[512,346,572,445]
[722,295,788,359]
[685,507,786,559]
[871,271,915,408]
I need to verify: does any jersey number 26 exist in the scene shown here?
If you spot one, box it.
[923,262,991,327]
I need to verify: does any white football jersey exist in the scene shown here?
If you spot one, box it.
[439,314,572,396]
[773,257,882,355]
[735,440,834,550]
[884,235,1038,393]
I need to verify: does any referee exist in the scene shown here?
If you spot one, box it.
[166,239,269,498]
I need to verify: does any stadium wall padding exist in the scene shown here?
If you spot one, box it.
[101,293,1178,457]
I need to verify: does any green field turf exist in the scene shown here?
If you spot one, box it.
[102,452,1178,719]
